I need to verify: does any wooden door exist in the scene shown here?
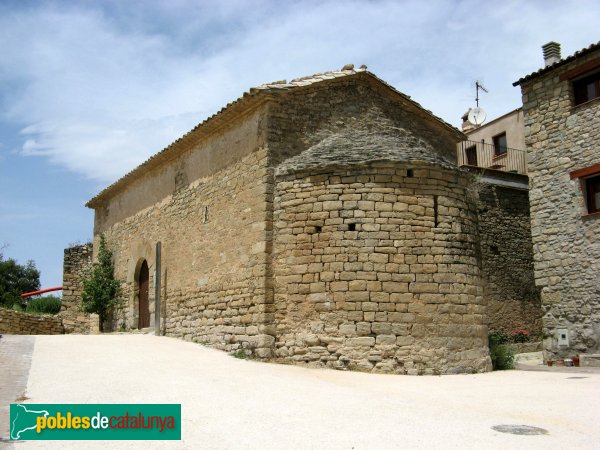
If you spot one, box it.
[138,260,150,329]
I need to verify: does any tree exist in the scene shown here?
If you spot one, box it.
[81,236,121,331]
[0,251,41,308]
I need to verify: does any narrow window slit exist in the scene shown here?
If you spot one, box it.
[433,195,439,227]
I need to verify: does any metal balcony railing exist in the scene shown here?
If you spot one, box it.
[457,140,527,175]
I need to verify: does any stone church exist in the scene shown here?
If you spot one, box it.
[81,65,539,375]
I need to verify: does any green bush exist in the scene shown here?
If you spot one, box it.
[488,330,509,346]
[81,235,121,332]
[26,296,62,315]
[231,349,249,359]
[488,330,514,370]
[489,344,515,370]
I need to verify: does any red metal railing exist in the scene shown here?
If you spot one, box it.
[20,286,63,298]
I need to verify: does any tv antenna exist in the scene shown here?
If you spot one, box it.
[467,80,488,126]
[475,80,488,107]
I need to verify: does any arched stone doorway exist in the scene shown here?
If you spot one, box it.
[138,260,150,329]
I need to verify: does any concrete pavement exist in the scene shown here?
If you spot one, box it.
[2,334,600,449]
[0,335,34,446]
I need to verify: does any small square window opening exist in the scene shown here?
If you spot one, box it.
[493,133,507,157]
[573,71,600,106]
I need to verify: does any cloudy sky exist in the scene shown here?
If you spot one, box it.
[0,0,598,288]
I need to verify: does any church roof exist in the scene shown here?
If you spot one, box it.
[276,116,458,177]
[87,66,462,208]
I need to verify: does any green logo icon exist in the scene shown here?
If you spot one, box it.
[9,404,181,440]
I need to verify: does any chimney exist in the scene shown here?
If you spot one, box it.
[461,109,476,132]
[542,42,561,67]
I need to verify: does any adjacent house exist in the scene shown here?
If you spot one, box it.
[514,41,600,362]
[458,107,526,175]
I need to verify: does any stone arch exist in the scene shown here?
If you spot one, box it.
[129,256,152,329]
[125,241,155,330]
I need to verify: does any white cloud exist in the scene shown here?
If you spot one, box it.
[0,0,599,183]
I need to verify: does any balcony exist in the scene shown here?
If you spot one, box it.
[457,140,527,175]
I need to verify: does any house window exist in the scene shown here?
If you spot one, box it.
[570,164,600,215]
[585,174,600,214]
[573,71,600,105]
[493,133,507,156]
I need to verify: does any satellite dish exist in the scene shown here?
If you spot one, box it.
[467,107,487,126]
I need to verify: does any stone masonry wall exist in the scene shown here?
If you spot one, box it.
[0,308,64,335]
[60,243,99,334]
[96,109,274,357]
[272,162,491,375]
[520,50,600,358]
[476,183,541,337]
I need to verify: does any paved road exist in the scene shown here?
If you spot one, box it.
[0,335,35,447]
[2,334,600,449]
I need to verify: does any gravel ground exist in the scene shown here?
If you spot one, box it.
[4,334,600,449]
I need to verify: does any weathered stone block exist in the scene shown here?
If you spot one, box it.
[376,335,396,345]
[382,282,408,293]
[371,322,392,334]
[409,282,439,293]
[349,337,375,347]
[339,324,357,335]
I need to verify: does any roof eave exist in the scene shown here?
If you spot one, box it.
[513,41,600,86]
[85,93,275,209]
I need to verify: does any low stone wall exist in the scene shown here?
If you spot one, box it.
[59,312,99,335]
[507,341,543,354]
[0,308,64,335]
